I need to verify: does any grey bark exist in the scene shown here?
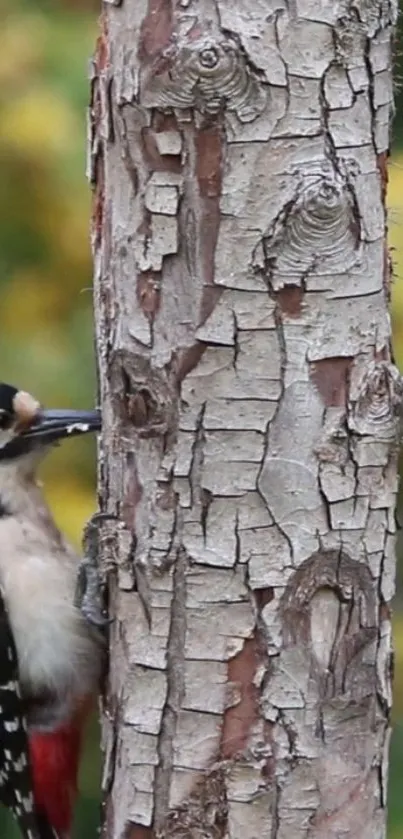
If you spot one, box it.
[90,1,398,837]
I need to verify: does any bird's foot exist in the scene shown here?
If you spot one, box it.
[75,512,117,629]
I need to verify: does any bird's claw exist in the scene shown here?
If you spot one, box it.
[75,562,113,628]
[76,512,118,630]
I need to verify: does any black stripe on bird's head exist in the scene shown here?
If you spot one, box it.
[0,383,101,461]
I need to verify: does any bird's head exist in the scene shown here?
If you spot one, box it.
[0,383,101,466]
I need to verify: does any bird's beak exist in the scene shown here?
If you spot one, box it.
[20,408,102,445]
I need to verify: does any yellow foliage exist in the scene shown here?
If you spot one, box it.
[1,88,79,160]
[0,271,65,335]
[0,14,47,87]
[55,192,92,276]
[389,157,403,366]
[44,478,97,548]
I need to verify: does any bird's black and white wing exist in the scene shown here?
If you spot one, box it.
[0,588,56,839]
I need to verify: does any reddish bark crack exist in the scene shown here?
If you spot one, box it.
[92,152,105,248]
[137,271,161,321]
[126,824,155,839]
[91,13,109,247]
[139,0,173,62]
[221,636,261,759]
[377,151,392,301]
[95,11,109,72]
[175,343,208,385]
[310,357,353,407]
[195,121,224,290]
[276,285,304,318]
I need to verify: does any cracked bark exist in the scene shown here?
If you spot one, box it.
[90,1,398,837]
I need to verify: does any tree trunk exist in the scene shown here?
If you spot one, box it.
[90,1,398,837]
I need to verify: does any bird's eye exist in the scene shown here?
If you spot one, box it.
[0,411,13,430]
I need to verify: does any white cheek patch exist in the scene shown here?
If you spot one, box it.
[13,392,40,427]
[66,423,91,434]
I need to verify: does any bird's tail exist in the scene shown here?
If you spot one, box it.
[29,715,84,838]
[36,813,61,839]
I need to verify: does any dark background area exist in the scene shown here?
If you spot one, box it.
[1,2,403,836]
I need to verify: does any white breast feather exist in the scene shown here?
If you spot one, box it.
[0,517,101,708]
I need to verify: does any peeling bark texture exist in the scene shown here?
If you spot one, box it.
[90,1,398,838]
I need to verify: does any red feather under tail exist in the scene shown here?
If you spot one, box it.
[29,704,90,838]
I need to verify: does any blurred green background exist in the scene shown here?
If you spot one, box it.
[1,1,403,837]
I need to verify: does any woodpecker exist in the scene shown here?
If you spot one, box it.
[0,382,103,839]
